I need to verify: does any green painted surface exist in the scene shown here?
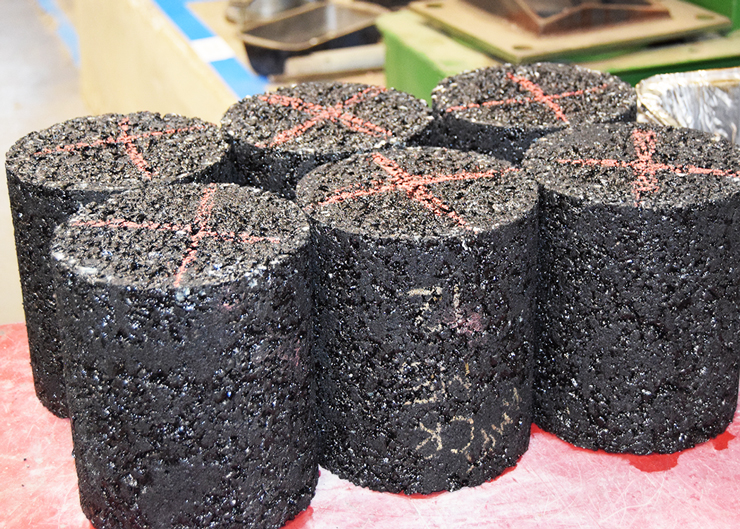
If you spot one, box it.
[380,8,740,100]
[582,30,740,85]
[376,11,495,103]
[687,0,740,30]
[609,57,740,86]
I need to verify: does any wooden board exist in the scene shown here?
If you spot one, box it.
[76,0,245,123]
[187,0,252,68]
[3,322,740,528]
[409,0,731,63]
[581,29,740,74]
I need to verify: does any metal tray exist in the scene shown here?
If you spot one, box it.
[637,67,740,145]
[240,1,387,52]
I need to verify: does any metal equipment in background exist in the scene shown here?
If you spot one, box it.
[226,0,317,27]
[375,0,740,102]
[637,67,740,145]
[408,0,730,63]
[240,1,386,76]
[470,0,671,35]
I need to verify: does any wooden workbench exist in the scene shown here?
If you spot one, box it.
[74,0,266,123]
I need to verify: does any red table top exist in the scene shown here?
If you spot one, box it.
[2,322,739,528]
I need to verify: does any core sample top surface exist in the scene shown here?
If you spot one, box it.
[222,82,433,156]
[5,112,228,191]
[524,122,740,209]
[52,183,309,290]
[297,146,538,239]
[432,63,635,129]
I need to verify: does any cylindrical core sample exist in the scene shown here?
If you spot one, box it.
[429,63,635,164]
[525,123,740,454]
[221,81,432,199]
[52,183,317,529]
[297,146,538,494]
[4,112,234,417]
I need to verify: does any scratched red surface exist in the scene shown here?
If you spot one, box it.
[2,322,739,529]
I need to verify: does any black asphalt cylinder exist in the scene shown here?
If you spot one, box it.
[4,112,234,417]
[296,146,538,494]
[429,63,636,164]
[52,183,317,529]
[525,123,740,454]
[221,81,432,199]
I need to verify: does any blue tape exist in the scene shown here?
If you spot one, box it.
[35,0,80,66]
[153,0,214,40]
[39,0,266,98]
[154,0,266,97]
[211,58,268,99]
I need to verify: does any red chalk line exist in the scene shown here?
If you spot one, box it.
[318,152,517,229]
[556,128,740,205]
[256,86,392,148]
[33,118,209,181]
[445,74,609,125]
[174,184,218,287]
[118,118,154,178]
[69,184,280,287]
[71,218,279,245]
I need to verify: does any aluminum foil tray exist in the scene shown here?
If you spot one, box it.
[637,67,740,145]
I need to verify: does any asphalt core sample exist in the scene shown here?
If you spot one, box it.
[297,146,538,494]
[525,122,740,454]
[51,183,317,529]
[429,63,636,164]
[221,81,433,199]
[4,112,235,418]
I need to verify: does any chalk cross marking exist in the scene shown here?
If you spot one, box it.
[445,73,609,124]
[256,86,393,148]
[33,117,208,180]
[555,128,740,205]
[70,184,279,288]
[318,153,514,229]
[416,422,443,459]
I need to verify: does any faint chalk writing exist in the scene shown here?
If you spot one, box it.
[406,286,443,328]
[407,284,484,335]
[403,361,471,406]
[412,386,522,469]
[416,422,443,456]
[449,416,475,455]
[446,285,484,335]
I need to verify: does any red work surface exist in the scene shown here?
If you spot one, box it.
[2,322,739,529]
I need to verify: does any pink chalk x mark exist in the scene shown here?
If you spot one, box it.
[69,184,280,288]
[556,128,740,206]
[445,74,609,125]
[256,86,392,148]
[318,152,515,229]
[33,117,208,180]
[174,184,219,287]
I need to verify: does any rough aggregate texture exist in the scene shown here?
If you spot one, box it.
[428,63,636,164]
[52,183,317,529]
[222,82,433,199]
[4,112,235,417]
[525,123,740,454]
[297,147,538,493]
